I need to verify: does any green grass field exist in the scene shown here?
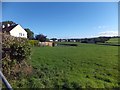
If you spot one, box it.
[106,38,119,45]
[26,43,119,88]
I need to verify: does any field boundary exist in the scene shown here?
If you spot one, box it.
[96,43,120,46]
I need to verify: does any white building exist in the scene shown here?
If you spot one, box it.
[2,24,27,38]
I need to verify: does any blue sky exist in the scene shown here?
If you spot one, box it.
[2,2,118,39]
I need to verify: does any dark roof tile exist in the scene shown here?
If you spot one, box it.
[2,24,18,32]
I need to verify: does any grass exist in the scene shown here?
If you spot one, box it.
[106,38,120,45]
[27,43,119,88]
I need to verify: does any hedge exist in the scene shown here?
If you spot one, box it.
[1,33,31,79]
[29,40,39,46]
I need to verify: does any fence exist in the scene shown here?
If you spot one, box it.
[0,71,13,90]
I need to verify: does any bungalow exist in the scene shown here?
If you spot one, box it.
[2,24,27,38]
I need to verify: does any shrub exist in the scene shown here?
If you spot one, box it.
[29,40,39,46]
[1,33,31,79]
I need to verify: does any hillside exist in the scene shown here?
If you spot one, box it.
[106,38,120,45]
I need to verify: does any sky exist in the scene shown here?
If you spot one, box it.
[2,2,118,39]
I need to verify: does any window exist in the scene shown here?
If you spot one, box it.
[23,34,24,36]
[19,33,22,36]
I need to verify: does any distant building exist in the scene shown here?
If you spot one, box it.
[2,24,27,38]
[38,42,57,47]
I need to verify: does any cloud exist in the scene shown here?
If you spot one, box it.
[99,31,118,37]
[98,25,108,29]
[93,25,109,30]
[98,26,102,29]
[98,26,104,29]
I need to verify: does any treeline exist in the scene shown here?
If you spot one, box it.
[57,37,111,43]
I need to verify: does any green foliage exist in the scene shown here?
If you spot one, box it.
[2,33,31,78]
[50,38,57,41]
[106,38,120,45]
[24,28,34,40]
[46,38,50,42]
[5,42,118,88]
[80,37,111,43]
[28,77,45,88]
[10,42,30,63]
[29,40,39,46]
[35,34,47,42]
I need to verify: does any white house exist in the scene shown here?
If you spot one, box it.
[2,24,27,38]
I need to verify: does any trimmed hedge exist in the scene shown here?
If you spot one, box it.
[1,33,31,79]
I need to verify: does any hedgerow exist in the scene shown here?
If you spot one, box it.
[1,33,32,79]
[28,40,39,46]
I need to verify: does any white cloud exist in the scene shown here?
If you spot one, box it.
[99,31,118,37]
[98,26,101,29]
[98,25,108,29]
[93,25,109,30]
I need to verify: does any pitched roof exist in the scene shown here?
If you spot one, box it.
[2,24,18,32]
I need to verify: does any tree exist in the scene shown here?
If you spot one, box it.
[35,34,47,42]
[24,28,34,40]
[50,38,57,42]
[46,38,50,42]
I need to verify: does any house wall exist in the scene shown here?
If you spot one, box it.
[39,42,53,47]
[45,42,53,46]
[10,25,27,38]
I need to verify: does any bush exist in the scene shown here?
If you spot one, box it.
[1,33,31,79]
[29,40,39,46]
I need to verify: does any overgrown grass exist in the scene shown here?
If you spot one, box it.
[27,43,119,88]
